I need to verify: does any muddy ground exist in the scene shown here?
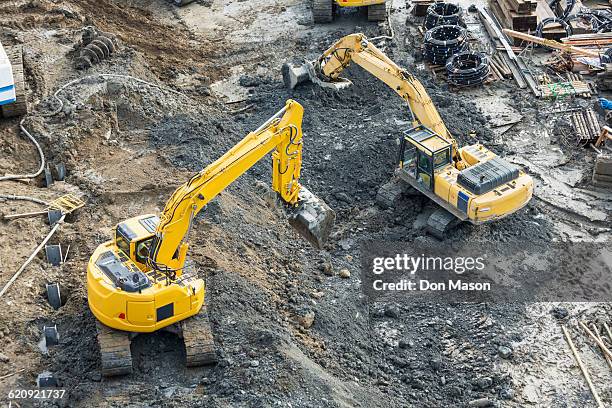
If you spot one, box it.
[0,0,611,407]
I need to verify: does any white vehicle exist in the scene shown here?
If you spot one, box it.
[0,41,27,118]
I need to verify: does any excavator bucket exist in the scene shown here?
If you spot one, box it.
[286,185,335,249]
[282,62,352,91]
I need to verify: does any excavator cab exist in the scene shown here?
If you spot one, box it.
[399,125,453,191]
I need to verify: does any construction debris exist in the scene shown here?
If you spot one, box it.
[562,325,605,408]
[2,209,48,221]
[571,109,601,145]
[540,79,591,98]
[595,126,612,148]
[0,214,65,298]
[593,154,612,189]
[479,8,540,94]
[75,27,117,70]
[503,29,601,58]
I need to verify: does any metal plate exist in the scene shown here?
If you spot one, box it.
[45,245,63,266]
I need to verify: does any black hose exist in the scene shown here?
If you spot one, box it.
[423,25,468,65]
[548,0,576,20]
[534,17,572,50]
[600,48,612,64]
[446,52,490,86]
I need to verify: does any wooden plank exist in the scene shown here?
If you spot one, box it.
[506,0,537,14]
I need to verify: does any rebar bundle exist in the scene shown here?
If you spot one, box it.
[423,25,467,65]
[445,52,490,86]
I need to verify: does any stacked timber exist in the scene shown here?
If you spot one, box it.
[559,34,612,73]
[489,0,537,32]
[593,154,612,190]
[489,0,560,35]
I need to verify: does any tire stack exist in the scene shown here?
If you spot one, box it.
[423,25,468,65]
[424,3,462,30]
[445,52,490,86]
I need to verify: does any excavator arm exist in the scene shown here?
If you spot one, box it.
[283,33,458,157]
[148,100,326,272]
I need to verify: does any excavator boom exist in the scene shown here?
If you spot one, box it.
[283,33,457,156]
[148,100,333,272]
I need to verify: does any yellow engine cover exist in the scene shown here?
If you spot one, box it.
[433,144,534,224]
[87,241,205,333]
[335,0,385,7]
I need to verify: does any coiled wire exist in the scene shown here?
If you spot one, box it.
[424,3,462,30]
[446,52,490,86]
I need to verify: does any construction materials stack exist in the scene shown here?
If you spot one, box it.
[489,0,542,33]
[446,52,491,86]
[423,25,468,65]
[424,3,463,29]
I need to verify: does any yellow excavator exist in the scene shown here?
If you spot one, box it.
[313,0,387,23]
[87,100,335,376]
[283,33,533,237]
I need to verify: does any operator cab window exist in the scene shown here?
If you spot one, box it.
[115,229,130,257]
[135,238,153,264]
[418,151,431,172]
[433,148,451,169]
[403,143,417,172]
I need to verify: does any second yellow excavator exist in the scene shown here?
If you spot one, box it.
[313,0,387,23]
[87,100,335,376]
[283,33,533,237]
